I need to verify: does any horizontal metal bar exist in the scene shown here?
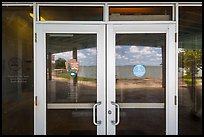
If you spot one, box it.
[2,2,104,4]
[178,3,202,6]
[38,3,174,7]
[36,21,176,25]
[47,103,164,109]
[36,21,105,24]
[107,2,201,5]
[108,21,176,24]
[119,103,165,109]
[36,2,105,4]
[2,4,33,6]
[108,4,175,7]
[2,2,201,6]
[38,4,104,7]
[47,103,94,109]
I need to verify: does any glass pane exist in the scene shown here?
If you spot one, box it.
[117,109,165,135]
[109,6,172,21]
[46,34,97,103]
[46,33,97,134]
[47,109,96,135]
[178,6,202,135]
[115,34,166,135]
[40,6,103,21]
[2,7,34,135]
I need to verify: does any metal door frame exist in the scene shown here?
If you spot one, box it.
[35,23,178,135]
[107,23,178,135]
[34,23,106,135]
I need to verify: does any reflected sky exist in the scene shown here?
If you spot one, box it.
[53,47,97,66]
[116,46,162,66]
[53,45,162,66]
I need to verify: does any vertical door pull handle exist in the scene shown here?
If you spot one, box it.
[93,102,102,126]
[111,101,120,125]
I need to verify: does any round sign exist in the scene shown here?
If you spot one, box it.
[133,65,146,77]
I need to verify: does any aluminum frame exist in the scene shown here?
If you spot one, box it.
[2,2,202,6]
[3,2,201,23]
[118,103,165,109]
[33,3,37,135]
[35,24,106,135]
[47,103,95,109]
[107,23,177,135]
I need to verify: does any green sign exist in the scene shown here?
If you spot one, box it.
[66,59,79,79]
[68,63,77,78]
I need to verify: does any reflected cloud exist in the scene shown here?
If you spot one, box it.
[116,45,162,66]
[77,52,86,59]
[85,48,97,55]
[53,46,162,67]
[53,51,72,60]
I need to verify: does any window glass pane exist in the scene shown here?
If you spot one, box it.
[178,6,202,135]
[46,33,97,134]
[115,33,166,135]
[46,34,97,103]
[39,6,103,21]
[115,34,166,103]
[2,6,34,135]
[117,109,165,135]
[109,6,172,21]
[47,109,96,135]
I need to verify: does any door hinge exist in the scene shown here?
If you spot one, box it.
[174,96,177,105]
[35,33,37,43]
[175,33,177,43]
[35,96,37,106]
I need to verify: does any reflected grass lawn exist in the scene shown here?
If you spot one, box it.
[182,75,202,85]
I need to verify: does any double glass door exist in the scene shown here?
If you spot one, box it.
[35,23,177,135]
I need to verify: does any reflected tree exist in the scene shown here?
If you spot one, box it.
[179,49,202,76]
[55,58,66,69]
[179,49,202,116]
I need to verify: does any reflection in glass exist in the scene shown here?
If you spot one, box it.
[47,109,96,135]
[2,6,34,135]
[40,6,103,21]
[117,109,165,135]
[46,34,97,103]
[109,6,172,21]
[178,6,202,135]
[115,34,166,135]
[116,34,166,103]
[46,34,97,134]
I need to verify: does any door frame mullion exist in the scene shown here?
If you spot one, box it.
[35,24,106,135]
[107,24,116,135]
[106,23,177,135]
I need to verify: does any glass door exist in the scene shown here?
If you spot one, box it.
[107,24,177,135]
[35,24,106,135]
[35,23,177,135]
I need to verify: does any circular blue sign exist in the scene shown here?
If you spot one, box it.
[133,65,146,77]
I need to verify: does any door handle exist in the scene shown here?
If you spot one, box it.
[93,102,102,126]
[111,101,120,125]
